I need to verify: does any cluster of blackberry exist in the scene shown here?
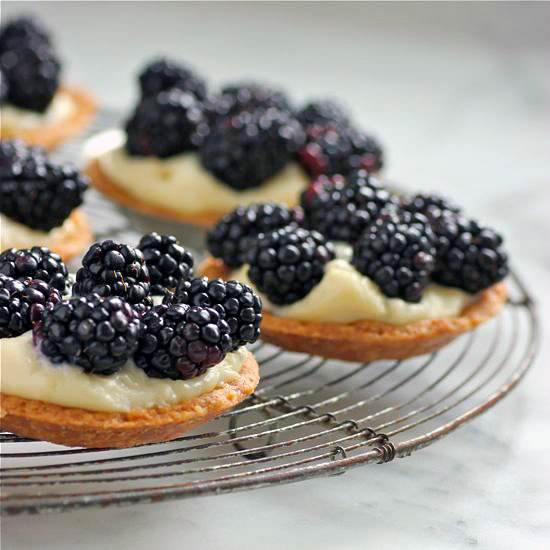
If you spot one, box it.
[0,16,60,112]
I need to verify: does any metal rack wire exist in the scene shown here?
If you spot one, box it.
[0,111,540,515]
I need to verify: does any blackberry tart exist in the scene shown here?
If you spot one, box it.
[0,140,92,260]
[200,176,508,362]
[0,234,261,448]
[0,15,95,149]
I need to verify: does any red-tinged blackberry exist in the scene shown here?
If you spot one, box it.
[166,277,262,348]
[0,16,51,52]
[301,170,397,243]
[297,99,351,128]
[247,226,335,305]
[0,45,60,112]
[402,192,461,219]
[430,212,509,293]
[0,68,8,104]
[125,89,209,158]
[0,142,88,231]
[352,210,437,303]
[0,274,61,338]
[298,124,384,177]
[135,304,233,380]
[73,240,152,307]
[0,247,68,292]
[138,57,207,100]
[199,108,305,190]
[206,203,301,268]
[36,294,141,375]
[137,232,194,295]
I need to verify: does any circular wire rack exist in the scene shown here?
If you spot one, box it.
[0,111,541,515]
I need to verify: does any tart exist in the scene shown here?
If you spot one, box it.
[199,176,510,363]
[0,140,92,260]
[0,16,95,149]
[85,57,383,225]
[0,234,262,448]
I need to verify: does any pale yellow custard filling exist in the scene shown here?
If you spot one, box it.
[0,214,77,250]
[86,129,309,213]
[0,332,246,412]
[1,91,76,131]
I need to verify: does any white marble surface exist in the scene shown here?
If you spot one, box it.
[2,2,549,549]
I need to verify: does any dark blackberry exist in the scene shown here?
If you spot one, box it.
[247,226,335,305]
[352,210,437,303]
[298,124,384,177]
[135,304,233,380]
[301,170,397,243]
[0,16,51,52]
[199,108,305,190]
[0,45,60,112]
[73,240,152,307]
[297,99,351,128]
[138,58,207,100]
[125,89,209,158]
[36,294,141,375]
[167,277,262,348]
[430,212,509,293]
[402,192,461,219]
[137,233,194,295]
[0,68,8,104]
[0,141,88,231]
[0,274,61,338]
[207,203,300,268]
[0,247,68,292]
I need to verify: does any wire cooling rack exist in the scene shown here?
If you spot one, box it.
[0,110,541,515]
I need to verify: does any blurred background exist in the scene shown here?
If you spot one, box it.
[2,2,549,549]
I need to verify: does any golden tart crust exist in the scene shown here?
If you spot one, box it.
[0,351,259,448]
[200,256,508,363]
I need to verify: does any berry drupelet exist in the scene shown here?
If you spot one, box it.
[73,240,152,307]
[0,141,88,231]
[167,277,262,348]
[138,57,207,100]
[125,89,209,158]
[352,210,437,303]
[137,233,194,295]
[206,202,301,268]
[402,192,461,220]
[0,247,68,292]
[199,108,305,190]
[135,304,233,380]
[0,273,61,338]
[296,99,351,129]
[0,16,51,52]
[36,294,141,375]
[247,226,335,305]
[430,212,509,293]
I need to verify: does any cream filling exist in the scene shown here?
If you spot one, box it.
[0,332,246,412]
[0,214,76,251]
[85,129,308,213]
[231,244,470,325]
[1,91,76,130]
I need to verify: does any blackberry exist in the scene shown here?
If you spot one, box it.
[167,277,262,348]
[138,58,207,100]
[137,233,194,295]
[301,170,397,243]
[352,210,437,303]
[247,226,335,305]
[0,68,8,104]
[402,192,461,219]
[199,108,305,190]
[298,124,384,177]
[297,99,351,128]
[207,203,300,268]
[430,212,509,293]
[135,304,233,380]
[0,16,51,52]
[125,89,208,158]
[36,294,141,375]
[0,274,61,338]
[0,45,60,112]
[0,141,88,231]
[0,247,68,292]
[73,240,152,307]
